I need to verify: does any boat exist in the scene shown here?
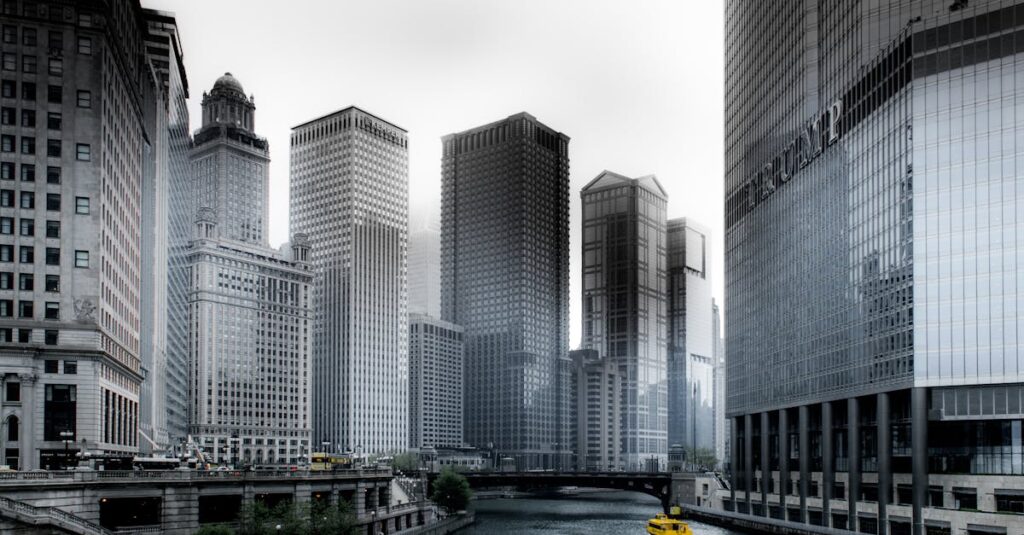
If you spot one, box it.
[646,513,694,535]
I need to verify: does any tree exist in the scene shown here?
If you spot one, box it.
[392,451,419,473]
[685,447,719,471]
[308,499,358,535]
[195,525,234,535]
[430,467,472,513]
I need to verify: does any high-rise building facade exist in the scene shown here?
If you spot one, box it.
[580,171,668,471]
[138,8,190,454]
[291,106,409,455]
[712,299,726,468]
[441,112,571,469]
[667,218,714,455]
[408,220,440,318]
[725,2,1024,534]
[188,75,313,465]
[0,0,160,469]
[569,348,622,471]
[409,314,463,449]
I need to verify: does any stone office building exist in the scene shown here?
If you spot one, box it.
[725,1,1024,534]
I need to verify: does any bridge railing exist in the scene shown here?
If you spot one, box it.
[0,495,112,535]
[0,468,395,485]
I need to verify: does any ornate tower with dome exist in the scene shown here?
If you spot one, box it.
[190,72,270,245]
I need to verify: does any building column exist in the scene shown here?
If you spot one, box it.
[744,414,753,513]
[778,408,789,518]
[19,374,37,470]
[822,401,833,527]
[848,397,860,533]
[877,393,891,535]
[760,411,770,516]
[911,388,927,535]
[798,405,809,523]
[730,416,738,509]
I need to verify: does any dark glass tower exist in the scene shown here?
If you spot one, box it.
[725,2,1024,534]
[441,112,571,470]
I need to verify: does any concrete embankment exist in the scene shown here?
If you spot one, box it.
[402,511,475,534]
[683,505,852,535]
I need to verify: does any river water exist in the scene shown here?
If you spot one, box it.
[461,491,742,534]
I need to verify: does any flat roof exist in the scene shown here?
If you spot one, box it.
[291,105,406,132]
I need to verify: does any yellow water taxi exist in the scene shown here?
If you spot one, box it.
[646,513,694,535]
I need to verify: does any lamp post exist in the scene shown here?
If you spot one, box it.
[59,430,74,470]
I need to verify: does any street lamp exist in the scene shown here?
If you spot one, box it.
[59,430,75,470]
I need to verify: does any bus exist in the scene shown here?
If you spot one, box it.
[310,452,354,471]
[132,456,184,470]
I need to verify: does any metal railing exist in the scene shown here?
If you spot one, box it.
[0,495,112,535]
[0,467,393,485]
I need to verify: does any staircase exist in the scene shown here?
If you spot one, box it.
[0,495,112,535]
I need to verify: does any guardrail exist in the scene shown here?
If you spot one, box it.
[0,468,394,485]
[0,495,112,535]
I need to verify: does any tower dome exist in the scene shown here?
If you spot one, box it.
[212,72,245,97]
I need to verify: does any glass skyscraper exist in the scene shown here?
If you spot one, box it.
[441,112,571,470]
[725,2,1024,534]
[580,171,668,471]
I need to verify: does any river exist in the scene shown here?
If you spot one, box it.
[460,491,741,534]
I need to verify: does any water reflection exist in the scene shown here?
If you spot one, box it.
[463,491,741,534]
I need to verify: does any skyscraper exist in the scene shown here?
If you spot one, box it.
[666,218,714,455]
[725,2,1024,534]
[409,314,463,449]
[580,171,668,471]
[291,107,409,455]
[712,299,726,468]
[441,112,570,469]
[188,74,313,466]
[0,0,158,469]
[408,219,440,318]
[569,348,622,471]
[138,8,191,454]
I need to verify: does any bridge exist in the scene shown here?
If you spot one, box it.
[0,469,437,535]
[428,471,712,513]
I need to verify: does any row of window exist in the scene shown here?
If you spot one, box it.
[1,108,61,129]
[0,327,57,345]
[1,25,91,55]
[0,245,88,266]
[0,190,89,211]
[1,136,90,160]
[1,53,66,76]
[1,80,91,107]
[0,218,60,237]
[0,272,60,291]
[0,299,60,318]
[1,162,62,182]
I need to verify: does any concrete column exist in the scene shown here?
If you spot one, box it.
[760,411,770,515]
[911,388,928,535]
[848,397,860,533]
[822,401,833,527]
[778,408,789,517]
[19,374,36,470]
[877,392,892,535]
[798,405,809,523]
[730,417,738,509]
[744,414,753,513]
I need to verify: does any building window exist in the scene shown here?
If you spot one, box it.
[45,220,59,238]
[74,250,88,268]
[1,25,13,44]
[1,53,14,71]
[78,13,92,27]
[44,274,58,292]
[47,57,61,76]
[0,107,10,125]
[19,109,33,127]
[21,27,35,46]
[20,82,34,101]
[43,329,57,345]
[1,135,13,152]
[44,360,58,374]
[47,84,61,104]
[19,191,33,209]
[6,416,17,441]
[75,197,89,214]
[19,163,33,181]
[0,299,10,316]
[46,166,60,184]
[63,361,75,374]
[5,381,19,402]
[18,246,33,263]
[77,37,91,55]
[43,384,75,440]
[0,328,10,342]
[0,189,10,207]
[21,55,36,74]
[0,216,10,234]
[45,193,59,211]
[0,245,10,262]
[16,328,28,343]
[954,488,977,510]
[18,300,32,318]
[19,137,34,155]
[17,273,31,291]
[0,80,13,98]
[75,144,89,161]
[44,302,58,320]
[44,247,58,265]
[47,112,60,130]
[0,272,10,289]
[47,31,62,51]
[0,161,11,179]
[18,218,32,236]
[76,90,90,108]
[46,139,60,157]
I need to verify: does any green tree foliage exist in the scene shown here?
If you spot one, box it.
[685,447,719,471]
[392,451,420,473]
[195,525,234,535]
[430,468,472,513]
[232,499,357,535]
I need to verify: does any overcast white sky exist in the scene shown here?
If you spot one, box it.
[155,0,725,346]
